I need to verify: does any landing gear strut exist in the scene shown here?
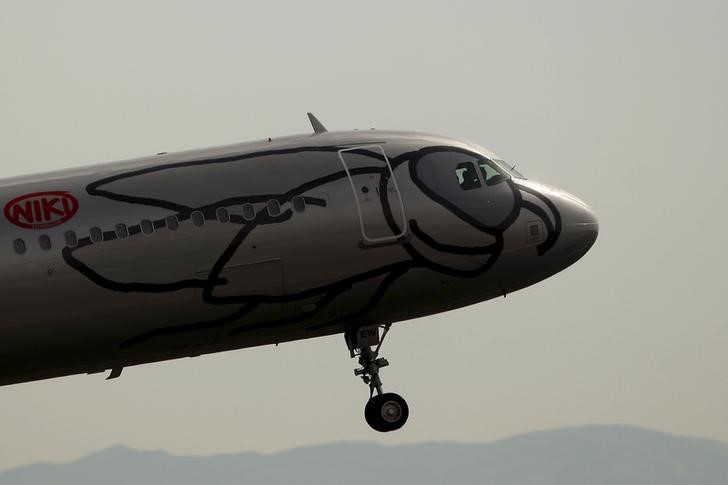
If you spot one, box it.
[346,323,409,432]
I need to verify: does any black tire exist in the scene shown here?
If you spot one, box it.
[364,393,409,432]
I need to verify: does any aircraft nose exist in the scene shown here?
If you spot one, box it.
[555,191,599,262]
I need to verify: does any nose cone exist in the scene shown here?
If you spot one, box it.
[554,191,599,264]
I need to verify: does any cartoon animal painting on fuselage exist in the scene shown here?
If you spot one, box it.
[0,116,598,432]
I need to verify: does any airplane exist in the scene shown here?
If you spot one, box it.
[0,114,598,432]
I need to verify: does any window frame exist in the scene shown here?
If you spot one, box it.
[89,227,103,243]
[216,207,230,224]
[64,231,78,247]
[115,223,129,239]
[267,199,281,217]
[242,203,255,221]
[13,238,26,255]
[292,196,306,213]
[166,215,179,231]
[191,211,205,227]
[39,234,52,251]
[140,219,154,235]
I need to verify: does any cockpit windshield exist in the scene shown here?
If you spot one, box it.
[451,156,510,192]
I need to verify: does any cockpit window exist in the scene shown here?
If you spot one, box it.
[455,162,482,190]
[479,159,508,185]
[414,147,519,229]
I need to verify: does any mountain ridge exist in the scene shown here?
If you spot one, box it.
[3,425,728,485]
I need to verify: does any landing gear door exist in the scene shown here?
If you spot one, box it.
[338,145,408,244]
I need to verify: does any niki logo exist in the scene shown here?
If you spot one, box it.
[4,191,79,229]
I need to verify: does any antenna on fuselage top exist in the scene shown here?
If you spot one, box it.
[307,112,327,134]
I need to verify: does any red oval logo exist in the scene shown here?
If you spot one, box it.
[4,191,79,230]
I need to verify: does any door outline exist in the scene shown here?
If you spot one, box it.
[338,145,408,244]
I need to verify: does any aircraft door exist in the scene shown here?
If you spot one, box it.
[338,145,408,244]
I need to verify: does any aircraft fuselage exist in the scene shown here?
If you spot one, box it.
[0,130,598,386]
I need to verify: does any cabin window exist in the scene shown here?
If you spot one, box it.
[242,203,255,221]
[166,215,179,231]
[479,159,507,185]
[140,219,154,235]
[267,199,281,216]
[90,227,103,243]
[13,239,26,255]
[455,162,482,190]
[39,235,51,251]
[216,207,230,224]
[64,231,78,247]
[292,196,306,213]
[191,211,205,227]
[115,223,129,239]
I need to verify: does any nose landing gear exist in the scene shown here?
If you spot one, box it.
[346,324,409,432]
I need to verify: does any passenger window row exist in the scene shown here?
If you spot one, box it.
[11,196,307,255]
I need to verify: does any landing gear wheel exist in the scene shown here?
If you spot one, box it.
[365,393,409,432]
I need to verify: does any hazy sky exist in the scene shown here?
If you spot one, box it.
[1,0,726,472]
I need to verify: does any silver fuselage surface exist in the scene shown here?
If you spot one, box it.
[0,130,598,386]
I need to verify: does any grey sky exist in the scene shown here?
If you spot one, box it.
[0,0,726,472]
